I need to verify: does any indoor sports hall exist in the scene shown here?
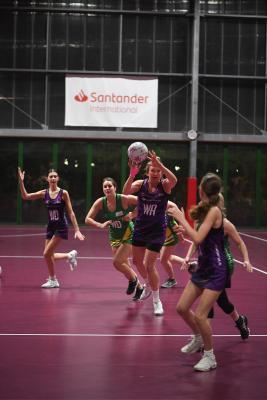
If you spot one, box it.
[0,1,267,399]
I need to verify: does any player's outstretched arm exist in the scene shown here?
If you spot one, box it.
[224,218,253,272]
[85,198,111,229]
[17,167,44,201]
[64,190,85,240]
[122,160,143,195]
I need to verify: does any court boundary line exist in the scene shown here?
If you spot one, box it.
[0,333,266,337]
[0,233,44,238]
[0,255,113,260]
[0,255,266,275]
[239,232,267,243]
[0,229,266,241]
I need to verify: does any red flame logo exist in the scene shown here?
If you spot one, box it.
[74,90,88,102]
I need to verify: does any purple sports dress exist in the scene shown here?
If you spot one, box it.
[44,189,68,240]
[191,218,228,291]
[133,178,168,249]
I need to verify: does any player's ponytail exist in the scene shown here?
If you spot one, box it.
[190,173,222,223]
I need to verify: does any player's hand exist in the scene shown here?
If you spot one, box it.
[74,231,85,241]
[18,167,25,182]
[181,259,189,271]
[172,224,185,240]
[128,159,141,178]
[101,220,112,228]
[167,204,185,224]
[147,150,161,168]
[243,260,253,273]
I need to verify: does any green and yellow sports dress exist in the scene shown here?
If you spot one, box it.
[102,194,134,248]
[163,215,180,247]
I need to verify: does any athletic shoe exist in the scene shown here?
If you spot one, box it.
[236,315,250,340]
[41,278,60,288]
[181,334,203,354]
[126,278,138,295]
[161,278,177,288]
[68,250,78,271]
[132,286,144,301]
[194,353,217,372]
[153,300,164,316]
[139,284,152,300]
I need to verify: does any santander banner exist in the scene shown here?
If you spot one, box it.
[65,76,158,128]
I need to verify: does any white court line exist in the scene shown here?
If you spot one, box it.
[239,232,267,243]
[0,228,102,238]
[1,253,267,275]
[0,229,266,242]
[0,233,44,238]
[0,333,266,337]
[0,255,113,260]
[233,258,267,275]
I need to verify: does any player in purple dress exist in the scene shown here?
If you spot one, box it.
[168,172,227,372]
[123,150,177,315]
[18,167,84,288]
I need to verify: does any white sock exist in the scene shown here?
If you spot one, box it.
[152,289,160,303]
[204,349,214,357]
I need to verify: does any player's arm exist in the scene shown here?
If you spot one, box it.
[122,177,143,195]
[184,242,197,263]
[224,218,253,272]
[121,195,138,221]
[122,159,143,195]
[122,194,138,207]
[148,151,177,193]
[175,220,197,270]
[63,190,85,240]
[167,201,185,240]
[18,167,45,200]
[85,198,111,229]
[168,203,220,245]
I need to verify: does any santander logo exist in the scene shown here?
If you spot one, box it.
[74,90,88,102]
[74,90,149,104]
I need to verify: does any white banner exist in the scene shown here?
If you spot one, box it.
[65,76,158,128]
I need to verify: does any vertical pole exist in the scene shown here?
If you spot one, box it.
[186,0,200,223]
[255,147,261,228]
[86,143,93,209]
[17,141,23,224]
[223,146,229,207]
[118,1,123,73]
[44,12,50,129]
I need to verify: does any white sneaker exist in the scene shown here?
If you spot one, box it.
[181,334,203,354]
[153,300,164,316]
[194,352,217,372]
[68,250,78,271]
[140,284,152,300]
[41,278,60,288]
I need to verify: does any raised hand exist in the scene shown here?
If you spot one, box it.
[18,167,25,182]
[147,150,161,168]
[128,159,141,178]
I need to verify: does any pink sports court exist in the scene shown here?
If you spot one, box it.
[0,226,266,400]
